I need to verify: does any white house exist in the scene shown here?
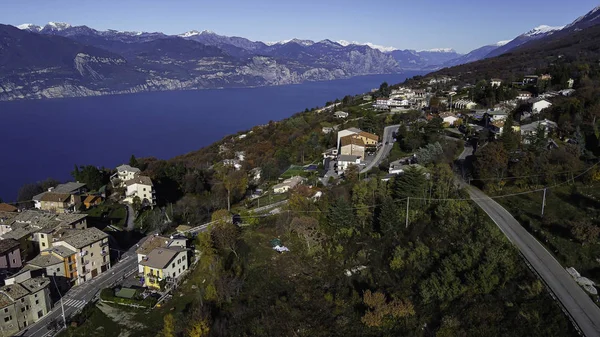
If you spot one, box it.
[136,234,187,273]
[273,176,303,194]
[517,91,532,100]
[490,78,502,87]
[374,98,389,108]
[388,160,405,174]
[531,99,552,114]
[223,159,242,170]
[520,119,558,143]
[124,176,155,206]
[567,78,574,89]
[487,109,509,121]
[336,155,361,174]
[334,111,349,118]
[453,99,477,110]
[111,164,140,186]
[322,127,334,134]
[439,112,459,126]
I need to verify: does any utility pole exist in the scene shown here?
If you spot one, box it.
[52,272,66,329]
[405,197,410,228]
[541,188,547,216]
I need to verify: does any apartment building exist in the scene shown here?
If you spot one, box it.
[0,271,51,337]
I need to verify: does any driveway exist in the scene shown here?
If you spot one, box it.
[361,124,400,173]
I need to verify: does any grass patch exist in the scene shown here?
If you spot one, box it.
[58,304,122,337]
[246,192,288,209]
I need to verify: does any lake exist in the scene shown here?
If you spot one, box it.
[0,72,424,201]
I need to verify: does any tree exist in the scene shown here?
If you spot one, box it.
[290,217,321,252]
[129,154,139,168]
[187,319,210,337]
[162,314,175,337]
[500,115,519,152]
[215,165,248,211]
[71,165,108,191]
[210,209,239,258]
[132,196,142,213]
[392,166,426,199]
[474,142,509,180]
[361,290,415,328]
[344,164,359,183]
[17,178,60,202]
[570,221,600,244]
[415,142,444,165]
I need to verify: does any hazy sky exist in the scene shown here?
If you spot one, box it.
[2,0,598,53]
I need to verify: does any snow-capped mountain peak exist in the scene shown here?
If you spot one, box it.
[418,48,456,53]
[45,22,72,31]
[265,38,314,46]
[524,25,564,37]
[495,40,510,46]
[337,40,398,52]
[564,5,600,30]
[17,23,42,32]
[179,30,201,37]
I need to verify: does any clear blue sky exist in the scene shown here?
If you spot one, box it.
[2,0,598,53]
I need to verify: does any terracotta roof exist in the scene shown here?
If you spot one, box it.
[40,193,71,203]
[0,204,17,212]
[125,175,153,187]
[83,195,101,204]
[358,131,379,142]
[0,239,19,254]
[340,135,366,147]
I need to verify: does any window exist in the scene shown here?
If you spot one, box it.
[25,305,29,310]
[172,263,175,268]
[41,242,46,247]
[35,300,39,305]
[12,259,15,264]
[34,294,37,298]
[143,188,146,191]
[91,252,94,257]
[57,268,60,272]
[20,299,24,303]
[38,311,43,319]
[4,316,10,322]
[20,308,24,312]
[3,308,7,313]
[40,234,45,238]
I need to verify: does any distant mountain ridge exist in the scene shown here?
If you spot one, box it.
[3,5,600,101]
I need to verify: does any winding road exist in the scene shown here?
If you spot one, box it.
[360,124,399,173]
[459,146,600,336]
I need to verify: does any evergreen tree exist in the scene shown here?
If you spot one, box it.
[129,154,139,168]
[500,115,519,152]
[392,166,426,199]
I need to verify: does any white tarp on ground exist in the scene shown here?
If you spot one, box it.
[273,245,290,252]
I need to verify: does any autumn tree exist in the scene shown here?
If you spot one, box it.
[361,290,415,328]
[210,209,240,258]
[474,142,509,181]
[570,221,600,244]
[161,314,175,337]
[187,318,210,337]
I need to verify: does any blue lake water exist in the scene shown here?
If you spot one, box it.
[0,72,424,201]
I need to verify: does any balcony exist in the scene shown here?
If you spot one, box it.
[101,250,109,256]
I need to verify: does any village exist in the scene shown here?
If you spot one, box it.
[0,69,587,337]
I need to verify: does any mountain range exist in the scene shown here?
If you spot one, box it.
[1,5,598,101]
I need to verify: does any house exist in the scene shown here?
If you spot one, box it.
[523,75,539,84]
[322,126,334,134]
[0,271,51,337]
[83,195,102,209]
[136,234,187,273]
[32,182,87,209]
[336,155,361,174]
[26,253,70,293]
[339,135,366,160]
[223,159,242,171]
[272,176,304,194]
[453,99,477,110]
[0,240,21,271]
[0,205,17,213]
[490,78,502,87]
[531,99,552,114]
[363,95,372,101]
[51,227,110,285]
[39,193,81,214]
[520,119,558,143]
[389,160,405,174]
[139,247,188,289]
[567,78,574,89]
[439,112,459,126]
[540,74,552,81]
[517,91,532,100]
[110,164,140,187]
[374,98,389,108]
[0,211,87,261]
[249,167,262,183]
[124,176,155,207]
[560,89,575,96]
[334,111,349,118]
[336,127,362,149]
[486,109,509,122]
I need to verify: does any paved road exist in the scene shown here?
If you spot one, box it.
[361,124,399,173]
[463,181,600,335]
[125,204,135,231]
[17,247,140,337]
